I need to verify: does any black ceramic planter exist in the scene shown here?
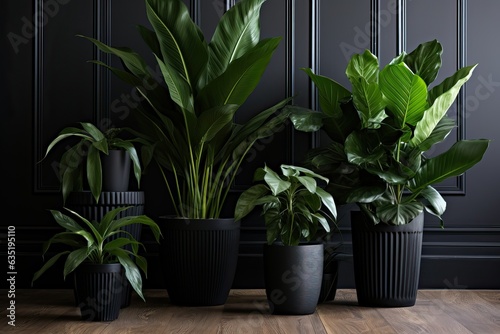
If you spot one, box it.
[74,263,123,322]
[158,217,240,306]
[263,242,323,315]
[101,149,131,191]
[351,211,424,307]
[67,191,144,308]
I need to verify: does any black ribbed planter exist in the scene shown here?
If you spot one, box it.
[263,242,323,315]
[158,217,240,306]
[318,260,339,304]
[351,211,424,307]
[67,191,145,308]
[74,263,123,322]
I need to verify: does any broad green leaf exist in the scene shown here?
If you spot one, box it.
[80,122,106,143]
[145,0,207,91]
[63,247,90,278]
[415,116,456,152]
[194,104,239,144]
[316,187,337,218]
[376,201,423,225]
[404,39,443,85]
[78,35,152,79]
[32,251,70,284]
[137,24,161,57]
[111,141,142,188]
[295,176,317,193]
[197,38,281,109]
[346,49,379,85]
[311,213,331,233]
[411,65,476,147]
[263,166,291,196]
[112,248,145,301]
[302,68,351,117]
[379,63,428,127]
[208,0,265,81]
[351,79,387,128]
[411,139,490,193]
[108,215,162,243]
[155,54,194,113]
[419,186,446,218]
[50,210,87,233]
[287,106,324,132]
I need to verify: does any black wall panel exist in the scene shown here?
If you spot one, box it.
[2,0,499,290]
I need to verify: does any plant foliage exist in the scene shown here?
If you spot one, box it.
[42,122,152,204]
[31,206,162,301]
[79,0,291,219]
[235,164,337,246]
[288,39,490,226]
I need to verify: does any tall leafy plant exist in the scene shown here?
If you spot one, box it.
[288,40,490,226]
[79,0,291,219]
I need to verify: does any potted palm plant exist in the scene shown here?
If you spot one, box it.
[235,164,337,314]
[288,39,490,307]
[31,206,162,321]
[78,0,292,306]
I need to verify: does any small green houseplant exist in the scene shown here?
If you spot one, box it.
[235,164,337,314]
[32,206,162,320]
[288,39,490,307]
[42,122,152,204]
[235,164,336,245]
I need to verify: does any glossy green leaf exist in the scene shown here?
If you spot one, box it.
[86,145,102,203]
[411,65,476,147]
[404,39,442,86]
[145,0,207,91]
[302,68,351,117]
[376,201,423,226]
[380,63,428,127]
[63,248,90,278]
[32,251,70,285]
[208,0,265,81]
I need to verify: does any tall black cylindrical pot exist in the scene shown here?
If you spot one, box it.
[158,217,240,306]
[74,263,122,322]
[67,191,145,308]
[263,242,323,315]
[351,211,424,307]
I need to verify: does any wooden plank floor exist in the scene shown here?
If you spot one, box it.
[1,289,500,333]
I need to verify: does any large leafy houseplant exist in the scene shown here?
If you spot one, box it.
[289,39,490,226]
[31,206,162,302]
[79,0,291,219]
[235,164,337,246]
[42,122,152,204]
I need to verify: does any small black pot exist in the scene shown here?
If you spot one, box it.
[158,217,240,306]
[67,191,144,308]
[101,149,131,191]
[351,211,424,307]
[74,263,123,322]
[263,242,323,315]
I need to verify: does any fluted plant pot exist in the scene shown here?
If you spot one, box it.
[67,191,145,308]
[158,217,240,306]
[351,211,424,307]
[74,263,123,322]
